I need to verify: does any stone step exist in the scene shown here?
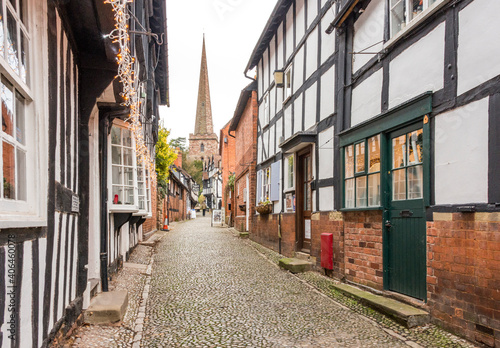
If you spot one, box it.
[295,252,317,265]
[84,290,128,325]
[239,232,249,239]
[278,258,312,274]
[331,283,430,328]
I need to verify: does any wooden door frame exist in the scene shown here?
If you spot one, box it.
[295,145,312,252]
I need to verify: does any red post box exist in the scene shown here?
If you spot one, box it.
[321,233,333,270]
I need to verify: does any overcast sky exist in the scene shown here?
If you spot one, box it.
[161,1,278,143]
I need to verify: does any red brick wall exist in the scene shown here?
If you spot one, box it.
[235,174,248,231]
[427,212,500,347]
[220,123,235,213]
[343,211,384,290]
[311,212,345,278]
[142,186,158,234]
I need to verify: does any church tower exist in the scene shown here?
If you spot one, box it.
[188,36,220,165]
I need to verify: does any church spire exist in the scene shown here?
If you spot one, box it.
[194,35,214,135]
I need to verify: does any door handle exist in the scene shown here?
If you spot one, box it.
[385,220,392,229]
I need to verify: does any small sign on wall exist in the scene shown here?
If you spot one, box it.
[305,219,311,239]
[286,193,295,212]
[71,195,80,213]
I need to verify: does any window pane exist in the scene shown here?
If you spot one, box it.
[287,156,294,189]
[355,142,365,173]
[112,185,122,204]
[123,148,133,166]
[7,10,19,75]
[1,79,14,137]
[408,165,423,199]
[20,31,28,84]
[16,147,25,200]
[111,146,122,165]
[304,182,311,211]
[345,178,355,208]
[3,141,15,199]
[410,0,424,21]
[368,173,380,207]
[111,127,121,145]
[356,176,367,207]
[122,128,132,147]
[393,135,406,169]
[345,145,354,178]
[112,166,122,185]
[124,167,134,186]
[124,187,134,205]
[368,135,380,173]
[392,168,406,201]
[15,91,24,144]
[139,196,145,210]
[138,182,144,196]
[391,0,406,37]
[407,129,423,165]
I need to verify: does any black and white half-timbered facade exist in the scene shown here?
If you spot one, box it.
[0,0,168,347]
[247,0,499,345]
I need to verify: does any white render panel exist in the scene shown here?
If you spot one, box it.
[257,135,263,163]
[389,23,445,108]
[263,129,269,161]
[321,8,336,64]
[307,0,318,29]
[304,82,317,130]
[351,68,383,127]
[258,60,263,97]
[306,27,319,80]
[320,65,335,121]
[352,0,385,73]
[457,0,500,95]
[38,238,47,346]
[48,212,60,332]
[435,98,489,205]
[270,87,276,117]
[319,186,334,211]
[20,241,33,348]
[270,124,276,157]
[286,6,294,60]
[277,83,284,112]
[263,47,270,92]
[296,0,306,44]
[293,46,305,91]
[319,126,334,180]
[277,22,284,69]
[57,215,68,320]
[284,105,292,139]
[276,116,283,148]
[258,101,265,129]
[270,36,276,82]
[294,96,303,133]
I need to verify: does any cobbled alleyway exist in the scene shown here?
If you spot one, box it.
[140,216,406,347]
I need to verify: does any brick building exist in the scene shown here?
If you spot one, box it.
[189,36,220,165]
[219,121,236,225]
[228,82,258,232]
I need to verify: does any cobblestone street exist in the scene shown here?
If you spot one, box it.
[67,216,477,348]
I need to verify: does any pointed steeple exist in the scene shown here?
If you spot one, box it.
[194,35,214,135]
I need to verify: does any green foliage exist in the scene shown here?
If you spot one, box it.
[169,137,187,152]
[182,154,203,188]
[155,126,177,192]
[227,173,235,191]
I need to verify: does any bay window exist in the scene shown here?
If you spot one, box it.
[390,0,439,38]
[111,124,136,207]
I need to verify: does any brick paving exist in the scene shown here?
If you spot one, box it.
[66,216,478,348]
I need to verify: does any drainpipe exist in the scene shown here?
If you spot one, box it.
[99,114,110,292]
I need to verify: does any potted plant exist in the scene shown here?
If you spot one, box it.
[256,199,273,215]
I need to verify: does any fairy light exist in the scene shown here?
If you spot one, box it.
[105,0,157,190]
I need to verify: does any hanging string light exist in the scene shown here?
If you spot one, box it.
[105,0,157,190]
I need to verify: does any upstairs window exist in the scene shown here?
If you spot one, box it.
[111,125,136,206]
[285,155,294,191]
[284,65,292,101]
[200,143,204,152]
[390,0,438,37]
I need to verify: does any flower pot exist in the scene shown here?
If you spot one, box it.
[238,204,246,212]
[256,204,272,215]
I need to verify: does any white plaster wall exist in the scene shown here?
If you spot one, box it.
[307,0,318,29]
[263,47,270,92]
[319,126,334,180]
[258,60,263,97]
[277,82,284,112]
[277,22,284,69]
[304,82,317,130]
[270,36,276,81]
[306,27,318,80]
[57,214,67,320]
[263,129,269,160]
[284,105,292,139]
[457,0,500,95]
[286,6,294,61]
[38,238,47,345]
[296,0,306,44]
[88,109,100,280]
[19,241,32,348]
[435,98,489,204]
[351,68,383,126]
[258,101,265,129]
[257,135,263,163]
[269,124,276,157]
[352,0,385,73]
[319,186,334,211]
[294,96,303,133]
[276,116,283,148]
[294,46,305,91]
[321,7,336,64]
[320,65,335,121]
[389,22,445,108]
[321,0,329,9]
[270,87,276,117]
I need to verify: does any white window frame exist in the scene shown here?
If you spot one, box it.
[284,154,295,193]
[387,0,450,47]
[284,64,292,102]
[261,166,271,202]
[0,0,47,229]
[135,155,152,217]
[108,119,139,213]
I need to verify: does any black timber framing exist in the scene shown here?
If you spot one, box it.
[489,93,500,204]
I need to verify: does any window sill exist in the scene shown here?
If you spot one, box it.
[384,0,451,50]
[284,188,295,194]
[0,217,47,229]
[109,206,140,214]
[340,207,383,212]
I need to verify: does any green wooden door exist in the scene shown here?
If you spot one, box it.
[385,126,426,300]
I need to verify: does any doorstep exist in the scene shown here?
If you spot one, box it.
[83,290,128,325]
[331,282,430,328]
[279,258,312,274]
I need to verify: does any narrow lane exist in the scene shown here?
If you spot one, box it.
[141,216,406,347]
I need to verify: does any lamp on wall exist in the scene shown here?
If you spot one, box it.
[274,70,284,88]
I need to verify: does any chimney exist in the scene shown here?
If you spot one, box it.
[174,147,183,168]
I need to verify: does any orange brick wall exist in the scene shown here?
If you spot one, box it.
[343,211,384,290]
[234,174,249,231]
[311,212,345,278]
[427,212,500,347]
[142,187,158,234]
[220,123,236,216]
